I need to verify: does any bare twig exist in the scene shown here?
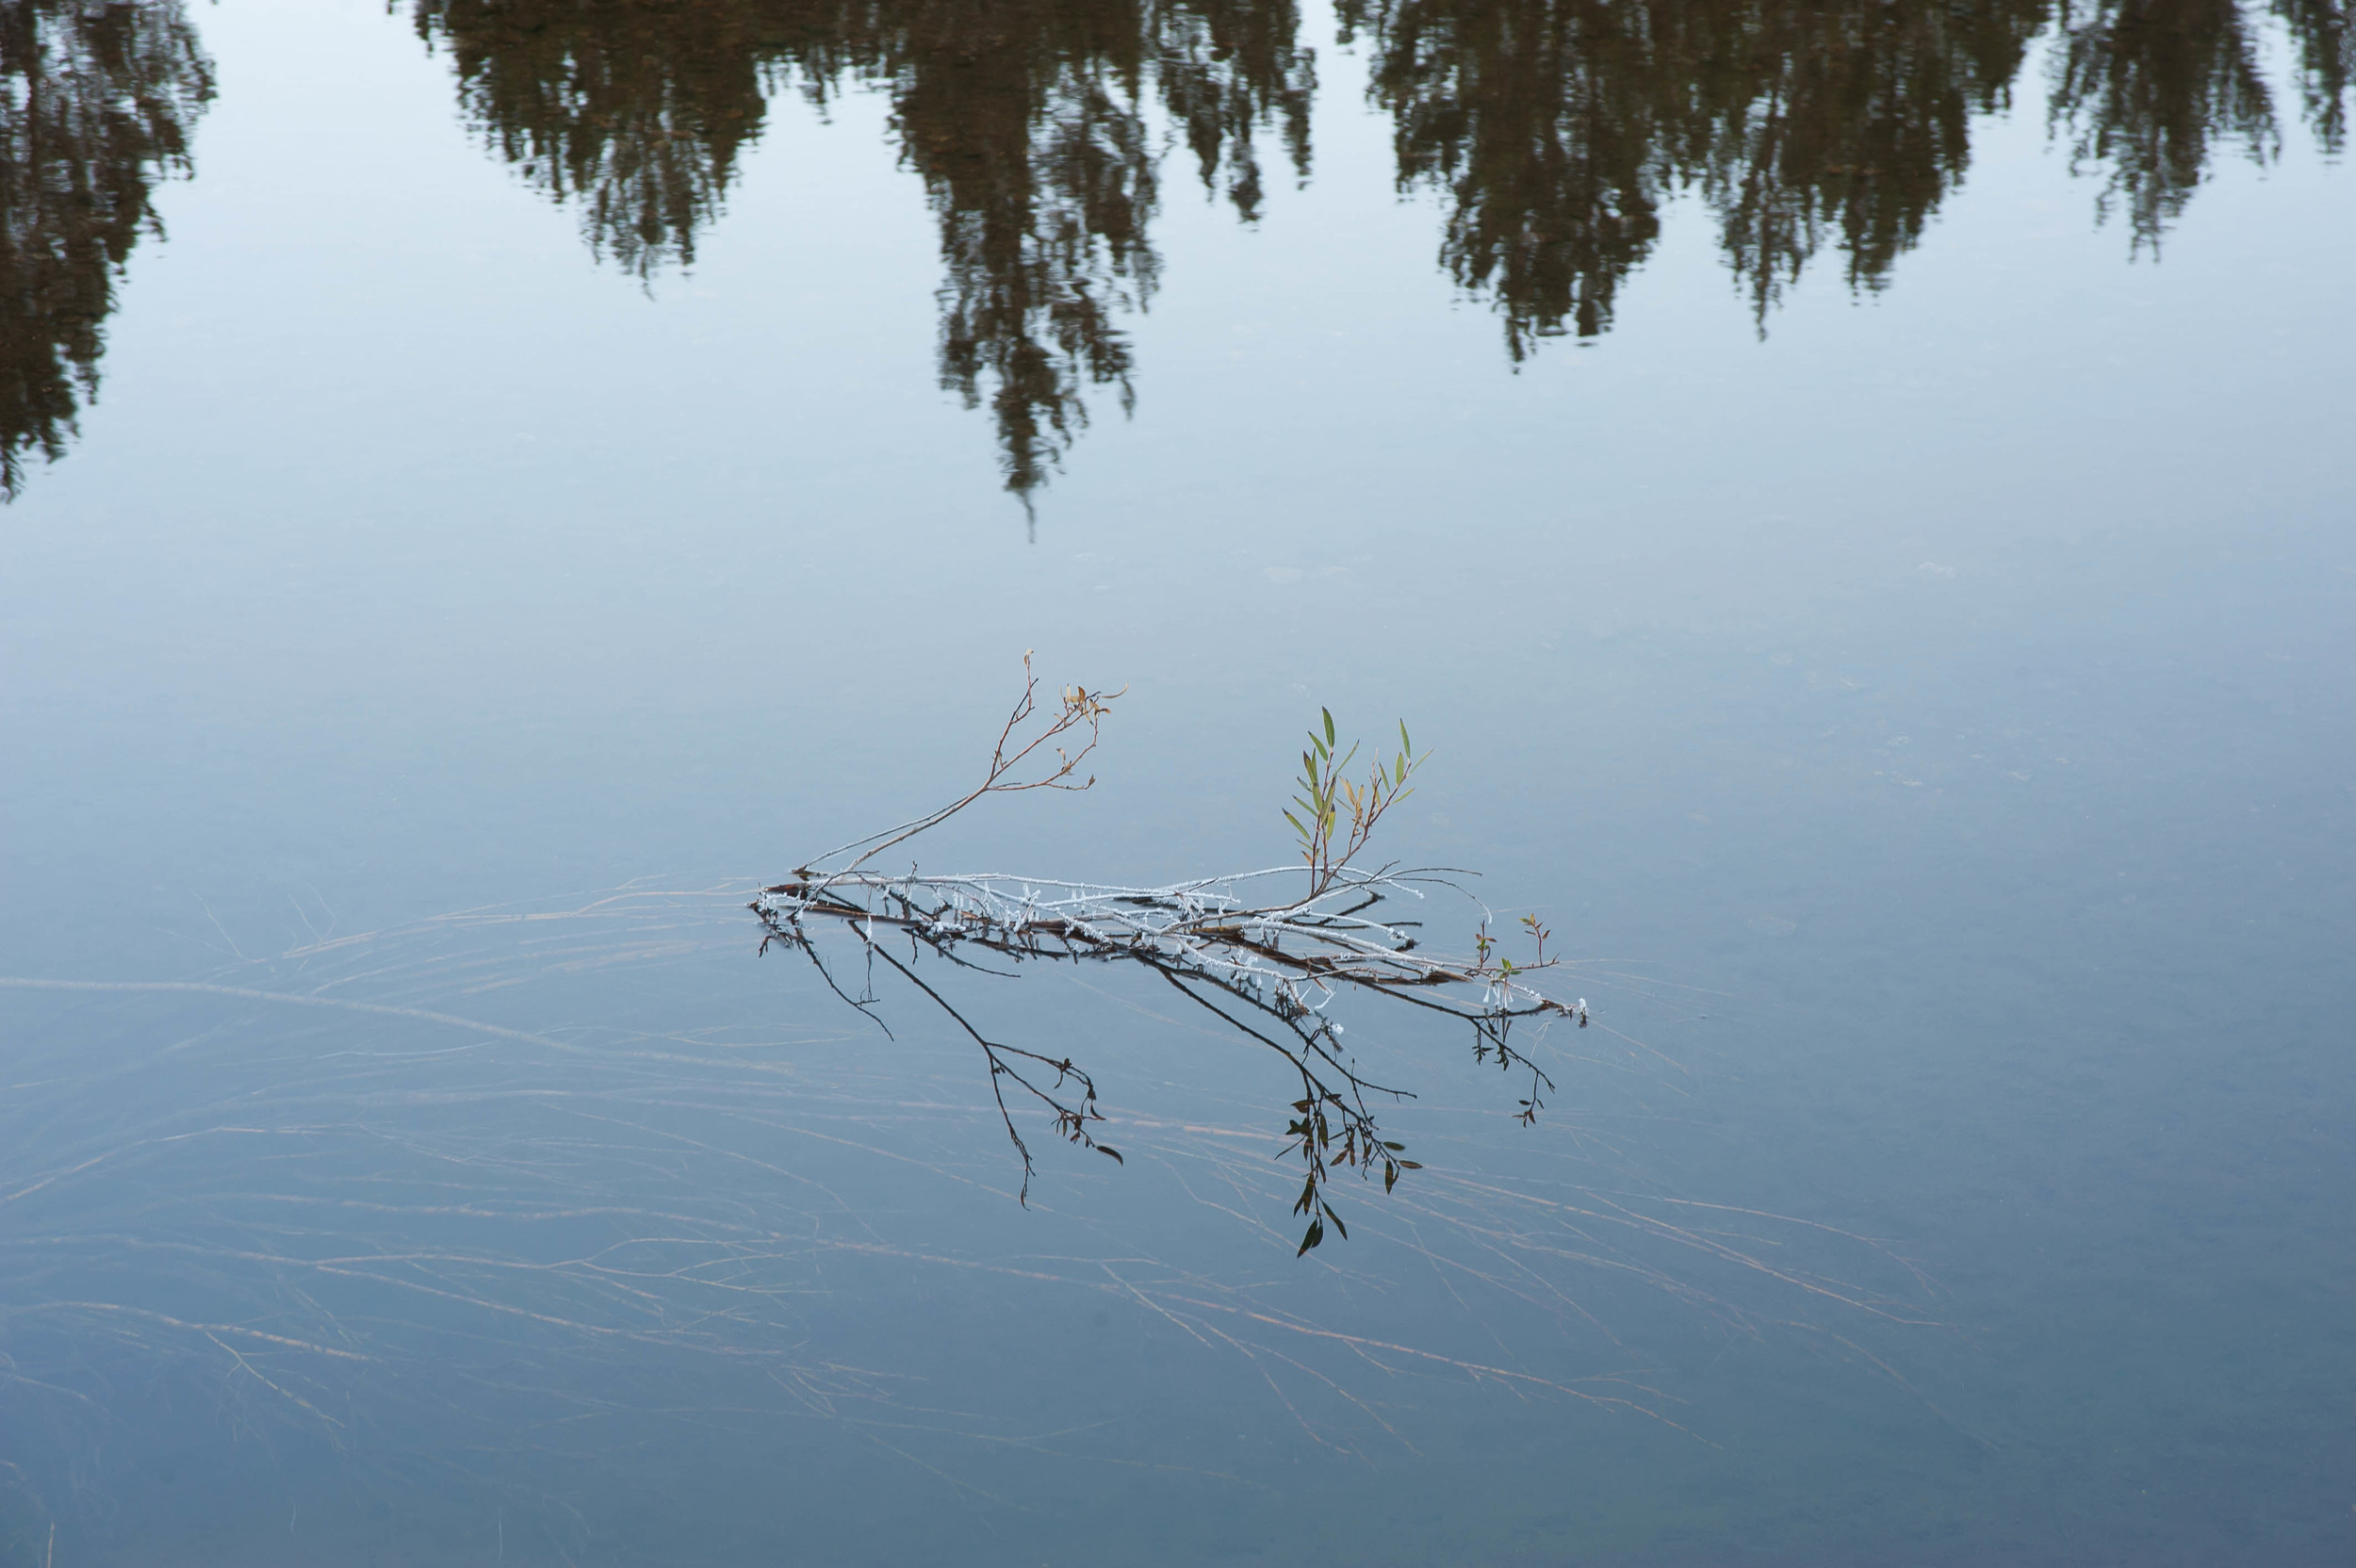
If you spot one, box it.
[795,652,1121,892]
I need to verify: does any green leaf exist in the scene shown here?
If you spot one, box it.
[1322,1203,1348,1240]
[1399,721,1412,757]
[1297,1218,1324,1257]
[1097,1145,1123,1164]
[1397,1160,1423,1169]
[1323,709,1336,746]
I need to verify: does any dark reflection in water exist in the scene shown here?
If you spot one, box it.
[411,0,1311,495]
[408,0,772,280]
[0,0,2347,498]
[1341,0,2052,346]
[0,0,211,499]
[2049,0,2311,246]
[1356,0,2350,347]
[411,0,2352,474]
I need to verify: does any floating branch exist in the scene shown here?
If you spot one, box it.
[754,661,1587,1255]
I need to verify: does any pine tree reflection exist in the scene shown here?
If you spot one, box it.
[2050,0,2278,248]
[410,0,775,278]
[2271,0,2351,151]
[1338,0,1670,356]
[405,0,2347,478]
[1686,0,2047,324]
[1341,0,2047,347]
[1351,0,2348,349]
[885,0,1160,498]
[0,0,211,499]
[1154,0,1315,222]
[411,0,1310,497]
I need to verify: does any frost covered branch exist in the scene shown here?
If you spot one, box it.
[755,665,1588,1255]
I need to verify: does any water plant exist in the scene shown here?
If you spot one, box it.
[753,657,1589,1255]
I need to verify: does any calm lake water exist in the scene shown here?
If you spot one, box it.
[3,0,2353,1561]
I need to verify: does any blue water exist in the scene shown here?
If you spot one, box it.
[2,0,2352,1560]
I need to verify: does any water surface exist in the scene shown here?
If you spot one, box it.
[2,0,2352,1561]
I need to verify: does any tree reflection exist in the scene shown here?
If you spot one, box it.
[2045,0,2355,248]
[411,0,1310,497]
[2050,0,2277,248]
[1349,0,2348,347]
[411,0,775,278]
[1339,0,1671,355]
[882,0,1161,498]
[2271,0,2352,152]
[0,0,212,500]
[1688,0,2048,324]
[407,0,2348,481]
[1340,0,2047,346]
